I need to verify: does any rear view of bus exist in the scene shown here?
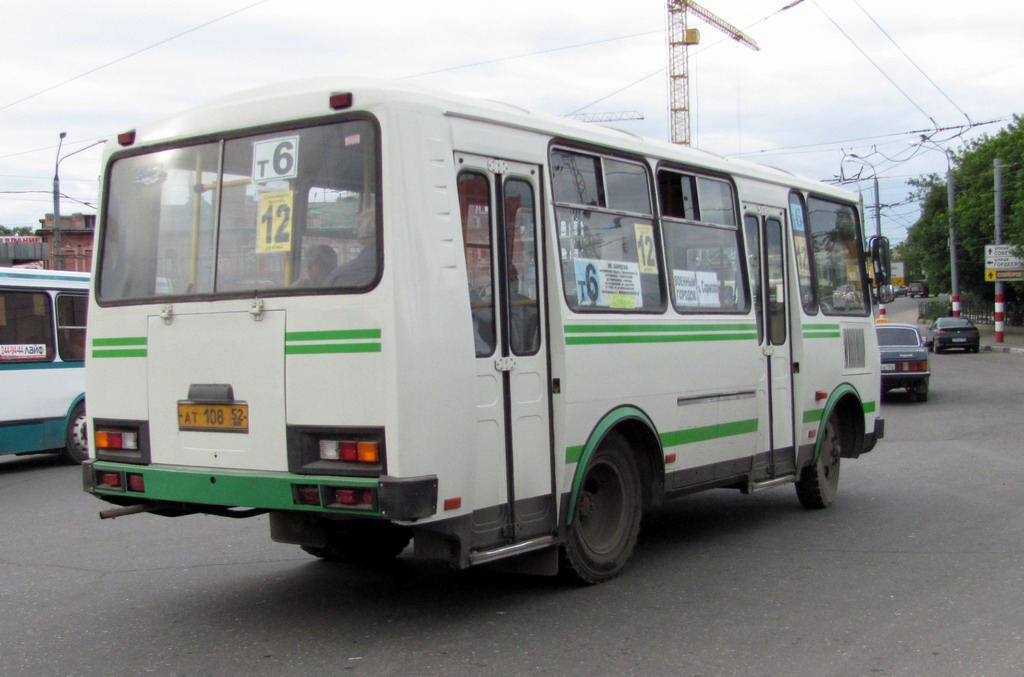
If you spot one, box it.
[84,91,428,547]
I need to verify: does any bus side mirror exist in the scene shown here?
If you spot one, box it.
[869,236,892,301]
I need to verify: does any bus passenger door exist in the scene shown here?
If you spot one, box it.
[744,208,796,482]
[457,155,554,548]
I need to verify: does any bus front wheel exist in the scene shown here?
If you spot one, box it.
[796,415,842,509]
[561,434,642,584]
[62,402,89,465]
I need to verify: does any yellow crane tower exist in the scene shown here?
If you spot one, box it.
[667,1,760,145]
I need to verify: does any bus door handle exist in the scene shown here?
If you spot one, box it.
[495,356,516,372]
[762,344,775,358]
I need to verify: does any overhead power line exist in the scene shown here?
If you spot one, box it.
[852,0,973,127]
[0,0,270,114]
[810,0,939,130]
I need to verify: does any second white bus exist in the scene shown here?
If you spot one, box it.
[84,79,889,583]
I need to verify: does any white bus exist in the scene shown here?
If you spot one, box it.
[84,79,890,583]
[1,267,90,463]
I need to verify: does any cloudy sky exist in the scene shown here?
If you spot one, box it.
[2,0,1021,244]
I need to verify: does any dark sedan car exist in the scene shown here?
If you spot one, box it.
[876,323,931,401]
[928,316,980,353]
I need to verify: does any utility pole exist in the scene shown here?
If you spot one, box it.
[52,132,67,270]
[52,135,107,271]
[994,158,1004,343]
[946,165,960,316]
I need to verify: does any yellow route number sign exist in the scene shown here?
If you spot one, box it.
[257,190,294,254]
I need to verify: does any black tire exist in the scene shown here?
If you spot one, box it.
[796,415,842,509]
[561,433,642,584]
[61,401,89,464]
[915,381,929,403]
[301,521,412,563]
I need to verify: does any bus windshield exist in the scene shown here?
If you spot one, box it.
[98,118,379,302]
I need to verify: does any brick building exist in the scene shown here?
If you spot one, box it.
[37,212,95,272]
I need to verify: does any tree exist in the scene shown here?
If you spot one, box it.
[904,116,1024,304]
[0,225,35,236]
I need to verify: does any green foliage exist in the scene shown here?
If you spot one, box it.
[0,225,35,235]
[904,116,1024,304]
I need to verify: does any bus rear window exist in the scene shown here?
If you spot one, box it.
[99,119,380,302]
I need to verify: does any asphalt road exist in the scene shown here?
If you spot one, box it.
[2,307,1022,676]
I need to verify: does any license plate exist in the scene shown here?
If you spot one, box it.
[881,363,896,371]
[953,338,967,343]
[178,402,249,432]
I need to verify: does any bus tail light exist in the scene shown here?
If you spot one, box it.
[291,484,378,512]
[319,439,380,464]
[93,419,151,464]
[127,473,146,493]
[95,430,139,451]
[290,427,386,477]
[96,470,124,491]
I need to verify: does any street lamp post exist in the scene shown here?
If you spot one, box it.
[52,134,107,271]
[52,132,67,270]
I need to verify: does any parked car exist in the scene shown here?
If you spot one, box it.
[876,323,930,402]
[894,285,908,297]
[907,281,929,298]
[928,316,980,353]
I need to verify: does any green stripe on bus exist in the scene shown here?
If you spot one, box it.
[660,418,759,448]
[285,328,382,354]
[91,349,148,359]
[286,329,381,341]
[567,332,757,345]
[565,323,757,345]
[286,343,381,354]
[565,323,757,334]
[863,400,876,414]
[803,409,824,423]
[90,462,380,514]
[565,417,758,464]
[92,336,147,347]
[802,323,841,339]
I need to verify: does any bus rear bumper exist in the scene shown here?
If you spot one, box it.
[83,460,437,522]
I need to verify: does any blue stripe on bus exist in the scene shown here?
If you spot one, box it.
[0,418,67,455]
[0,361,83,371]
[0,270,89,282]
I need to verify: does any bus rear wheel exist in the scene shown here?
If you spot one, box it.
[301,521,412,563]
[561,434,642,584]
[796,415,842,509]
[62,402,89,465]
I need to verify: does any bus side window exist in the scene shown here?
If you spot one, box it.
[57,294,87,362]
[458,171,495,357]
[0,291,53,362]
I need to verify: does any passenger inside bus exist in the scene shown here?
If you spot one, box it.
[327,207,376,287]
[294,244,338,288]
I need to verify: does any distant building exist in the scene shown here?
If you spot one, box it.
[37,212,95,272]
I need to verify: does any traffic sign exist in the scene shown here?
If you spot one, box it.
[985,244,1023,270]
[986,269,1024,282]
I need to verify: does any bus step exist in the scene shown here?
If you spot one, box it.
[468,535,556,567]
[748,474,797,493]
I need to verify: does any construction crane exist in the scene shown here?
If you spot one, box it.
[667,1,759,146]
